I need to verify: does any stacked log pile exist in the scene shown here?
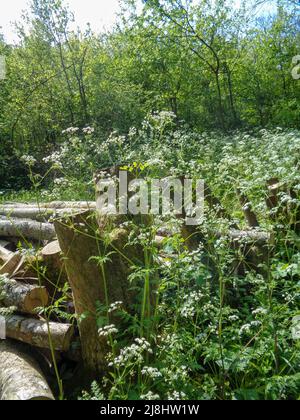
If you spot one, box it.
[0,202,93,400]
[0,175,297,400]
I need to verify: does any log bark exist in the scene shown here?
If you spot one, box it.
[0,207,90,222]
[0,219,56,241]
[4,315,74,352]
[0,340,54,400]
[2,201,95,209]
[237,190,260,228]
[54,211,143,375]
[43,201,95,209]
[227,229,272,245]
[0,279,49,314]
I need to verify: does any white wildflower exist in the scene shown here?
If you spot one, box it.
[20,155,36,167]
[141,367,162,379]
[140,391,161,400]
[98,324,118,338]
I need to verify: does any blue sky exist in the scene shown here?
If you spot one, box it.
[0,0,277,44]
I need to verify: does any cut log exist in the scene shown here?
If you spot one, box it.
[0,207,90,222]
[54,211,143,376]
[228,229,272,245]
[0,279,49,314]
[0,253,23,276]
[0,208,53,222]
[43,201,96,209]
[2,201,95,209]
[266,178,281,212]
[0,219,56,241]
[0,340,54,400]
[0,245,12,266]
[39,240,68,300]
[0,240,14,251]
[237,190,260,228]
[42,240,61,257]
[4,315,75,352]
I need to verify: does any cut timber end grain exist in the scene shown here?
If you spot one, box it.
[0,245,13,266]
[40,240,69,294]
[0,253,23,276]
[0,340,54,400]
[4,315,75,352]
[41,240,61,257]
[1,279,49,314]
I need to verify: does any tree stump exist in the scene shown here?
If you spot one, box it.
[54,211,143,376]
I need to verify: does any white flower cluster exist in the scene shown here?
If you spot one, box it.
[167,391,187,400]
[108,301,123,314]
[82,126,95,135]
[180,291,204,319]
[140,391,161,400]
[20,155,37,167]
[239,320,262,336]
[252,307,268,316]
[53,177,70,188]
[62,127,79,135]
[98,324,118,338]
[141,366,162,379]
[43,150,64,169]
[108,338,153,368]
[161,365,190,386]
